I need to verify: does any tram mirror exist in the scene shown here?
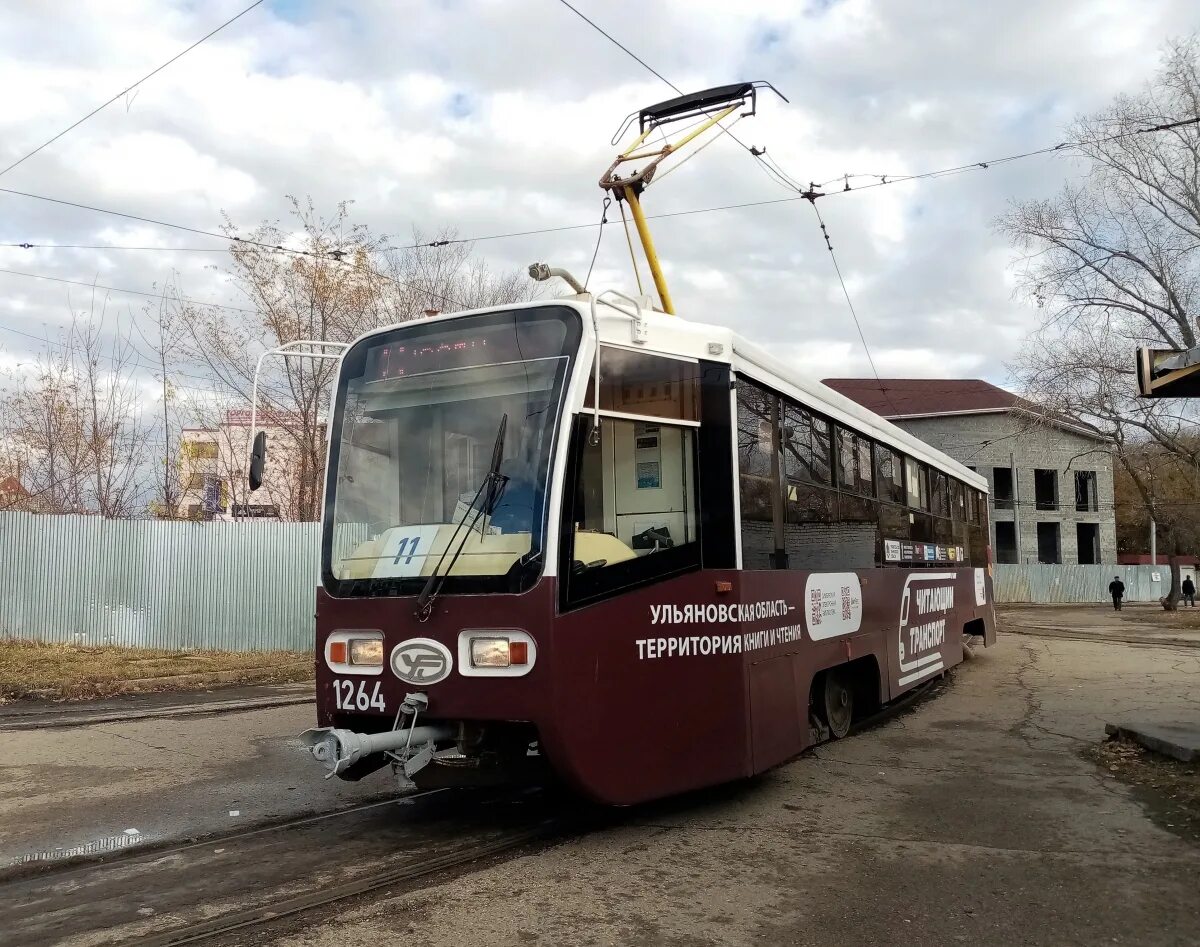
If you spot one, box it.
[248,431,267,492]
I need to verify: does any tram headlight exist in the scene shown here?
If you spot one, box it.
[458,630,535,677]
[470,637,514,668]
[349,638,384,667]
[325,630,385,675]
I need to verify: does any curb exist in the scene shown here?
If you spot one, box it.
[0,693,314,731]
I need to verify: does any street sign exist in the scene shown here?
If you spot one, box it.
[1137,346,1200,398]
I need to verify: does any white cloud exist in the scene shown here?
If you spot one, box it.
[0,0,1197,397]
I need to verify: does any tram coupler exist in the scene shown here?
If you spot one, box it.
[301,723,454,780]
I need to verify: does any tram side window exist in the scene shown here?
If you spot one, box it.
[560,414,701,607]
[584,347,701,421]
[967,488,988,564]
[780,401,850,570]
[737,381,781,570]
[875,444,913,561]
[929,470,954,545]
[875,445,905,505]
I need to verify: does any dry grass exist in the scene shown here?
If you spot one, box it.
[1145,606,1200,628]
[0,638,313,703]
[1086,737,1200,845]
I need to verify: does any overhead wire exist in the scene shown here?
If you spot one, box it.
[0,266,259,315]
[584,197,611,289]
[808,115,1200,198]
[0,0,268,180]
[3,242,230,253]
[0,320,227,394]
[549,0,904,398]
[0,188,467,306]
[552,0,807,189]
[807,202,902,418]
[8,113,1198,262]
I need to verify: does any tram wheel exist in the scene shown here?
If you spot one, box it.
[821,671,854,739]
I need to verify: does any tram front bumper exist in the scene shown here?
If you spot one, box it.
[301,723,455,779]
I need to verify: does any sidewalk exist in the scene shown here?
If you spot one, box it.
[0,689,391,876]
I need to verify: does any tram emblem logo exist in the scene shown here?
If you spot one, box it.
[390,638,453,685]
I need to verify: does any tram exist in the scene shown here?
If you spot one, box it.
[251,83,996,805]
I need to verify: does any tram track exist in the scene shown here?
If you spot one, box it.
[2,786,577,947]
[3,671,950,947]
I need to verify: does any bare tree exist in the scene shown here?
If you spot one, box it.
[175,196,532,521]
[133,281,192,519]
[0,295,148,517]
[999,37,1200,606]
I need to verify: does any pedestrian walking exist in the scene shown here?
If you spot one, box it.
[1109,575,1125,611]
[1183,575,1196,607]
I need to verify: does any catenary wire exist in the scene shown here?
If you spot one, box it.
[584,197,611,289]
[0,0,268,180]
[807,201,902,418]
[8,115,1200,258]
[0,189,466,306]
[0,266,260,315]
[551,0,808,190]
[808,116,1200,197]
[3,242,230,253]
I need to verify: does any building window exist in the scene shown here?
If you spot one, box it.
[185,473,206,491]
[183,440,218,460]
[1034,469,1058,511]
[1075,471,1098,512]
[992,467,1013,510]
[1036,522,1061,564]
[995,521,1017,563]
[1077,523,1100,564]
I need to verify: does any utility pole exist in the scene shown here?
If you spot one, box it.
[1148,462,1157,565]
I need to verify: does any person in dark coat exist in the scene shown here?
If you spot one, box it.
[1108,576,1125,611]
[1182,575,1196,607]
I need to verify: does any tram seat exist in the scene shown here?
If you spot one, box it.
[339,540,382,579]
[574,530,637,566]
[336,530,635,581]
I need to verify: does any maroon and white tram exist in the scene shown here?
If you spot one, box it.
[297,294,996,805]
[276,83,996,804]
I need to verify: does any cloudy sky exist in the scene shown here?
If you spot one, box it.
[2,0,1199,394]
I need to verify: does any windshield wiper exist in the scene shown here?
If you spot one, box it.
[415,413,508,622]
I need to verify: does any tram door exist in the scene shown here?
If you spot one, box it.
[590,418,695,554]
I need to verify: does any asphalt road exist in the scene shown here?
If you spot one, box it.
[5,616,1200,946]
[239,631,1200,947]
[0,696,388,874]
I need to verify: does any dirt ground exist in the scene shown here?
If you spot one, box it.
[1000,602,1200,646]
[1086,738,1200,845]
[248,618,1200,947]
[0,639,312,702]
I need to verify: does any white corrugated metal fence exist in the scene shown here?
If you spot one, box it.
[992,563,1195,604]
[0,512,320,651]
[2,512,1190,650]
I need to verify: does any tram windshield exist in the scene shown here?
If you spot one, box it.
[322,306,581,596]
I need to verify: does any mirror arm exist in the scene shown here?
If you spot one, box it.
[244,340,350,498]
